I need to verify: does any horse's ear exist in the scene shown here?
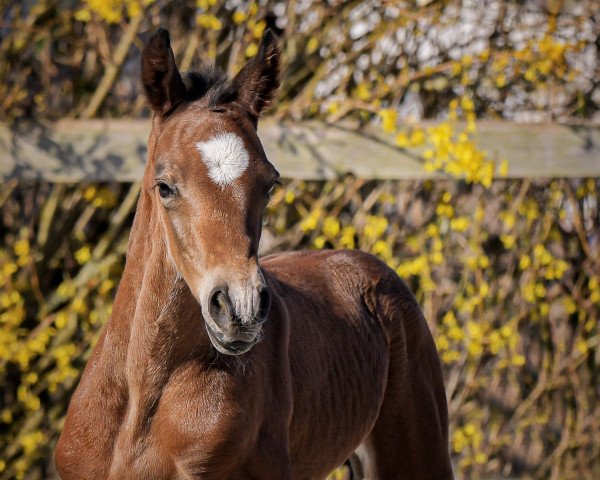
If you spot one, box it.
[141,28,187,115]
[232,29,281,124]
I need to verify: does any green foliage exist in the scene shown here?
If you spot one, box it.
[1,179,598,479]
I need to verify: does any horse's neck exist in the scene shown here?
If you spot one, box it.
[107,189,206,431]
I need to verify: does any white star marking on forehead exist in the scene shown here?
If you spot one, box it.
[195,132,249,187]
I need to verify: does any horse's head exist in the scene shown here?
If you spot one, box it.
[140,28,281,355]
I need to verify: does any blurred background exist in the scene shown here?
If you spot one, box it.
[1,0,599,478]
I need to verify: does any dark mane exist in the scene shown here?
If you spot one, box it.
[182,64,238,109]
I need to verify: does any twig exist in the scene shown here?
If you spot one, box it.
[80,14,144,119]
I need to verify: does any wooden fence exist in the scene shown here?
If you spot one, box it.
[1,120,599,181]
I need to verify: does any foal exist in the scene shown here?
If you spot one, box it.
[55,29,453,480]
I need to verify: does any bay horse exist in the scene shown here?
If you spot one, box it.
[55,29,453,480]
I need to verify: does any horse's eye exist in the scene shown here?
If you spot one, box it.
[267,180,281,197]
[158,182,174,199]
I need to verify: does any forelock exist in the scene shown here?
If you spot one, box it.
[182,65,238,109]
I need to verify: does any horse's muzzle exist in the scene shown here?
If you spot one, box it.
[205,285,271,355]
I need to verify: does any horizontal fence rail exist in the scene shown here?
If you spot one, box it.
[1,120,599,181]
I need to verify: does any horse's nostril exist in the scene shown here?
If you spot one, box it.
[257,286,271,321]
[209,288,232,323]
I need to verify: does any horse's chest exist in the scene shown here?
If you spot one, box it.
[108,365,267,479]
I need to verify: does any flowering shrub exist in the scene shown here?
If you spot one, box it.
[1,178,598,479]
[0,1,597,121]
